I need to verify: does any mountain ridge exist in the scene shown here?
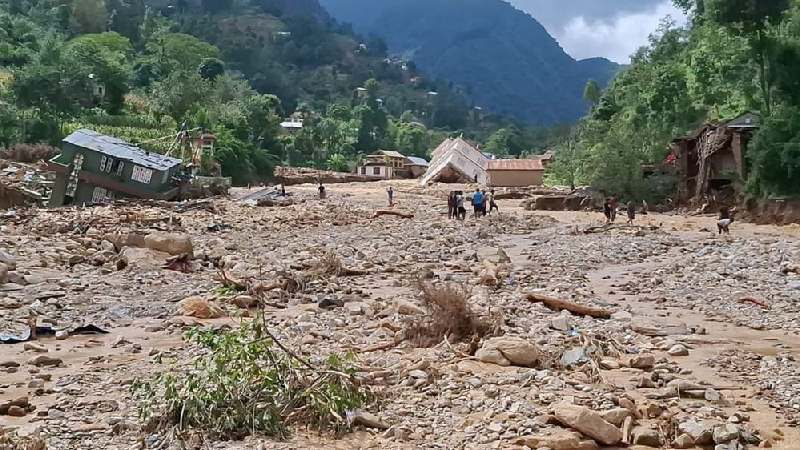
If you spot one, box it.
[320,0,620,124]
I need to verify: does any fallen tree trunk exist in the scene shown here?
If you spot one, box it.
[372,209,414,219]
[526,293,612,319]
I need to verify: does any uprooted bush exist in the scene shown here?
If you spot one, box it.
[133,317,371,440]
[406,282,500,348]
[309,250,368,277]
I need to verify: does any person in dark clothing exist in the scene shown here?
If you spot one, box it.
[603,199,612,223]
[456,193,466,220]
[318,183,326,199]
[387,186,395,207]
[626,201,636,224]
[609,195,619,222]
[481,190,488,216]
[447,192,456,219]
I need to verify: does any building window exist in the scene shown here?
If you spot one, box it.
[131,165,153,184]
[116,161,124,176]
[91,187,107,204]
[373,167,380,175]
[99,155,107,172]
[361,167,366,175]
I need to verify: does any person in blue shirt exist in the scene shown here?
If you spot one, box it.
[472,188,484,218]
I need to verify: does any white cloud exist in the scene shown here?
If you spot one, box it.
[555,1,687,63]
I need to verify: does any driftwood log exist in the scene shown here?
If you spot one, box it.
[526,293,612,319]
[582,223,662,234]
[372,209,414,219]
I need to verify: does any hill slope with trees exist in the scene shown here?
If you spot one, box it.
[0,0,566,184]
[546,0,800,201]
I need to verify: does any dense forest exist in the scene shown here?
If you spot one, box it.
[0,0,562,184]
[548,0,800,202]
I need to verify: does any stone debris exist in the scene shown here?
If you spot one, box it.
[0,181,796,449]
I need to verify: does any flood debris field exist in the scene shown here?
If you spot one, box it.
[1,180,799,450]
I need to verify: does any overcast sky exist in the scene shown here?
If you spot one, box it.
[509,0,687,63]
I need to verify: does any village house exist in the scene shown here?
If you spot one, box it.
[670,112,759,203]
[486,159,545,187]
[420,137,545,187]
[357,150,408,179]
[279,117,304,134]
[404,156,429,178]
[47,129,184,207]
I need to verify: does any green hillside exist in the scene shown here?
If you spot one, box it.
[0,0,561,184]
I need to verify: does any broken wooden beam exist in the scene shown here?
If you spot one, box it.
[525,293,612,319]
[372,209,414,219]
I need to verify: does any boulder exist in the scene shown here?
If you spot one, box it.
[632,426,662,447]
[630,354,655,370]
[0,262,7,285]
[144,232,193,256]
[673,433,695,449]
[0,250,17,270]
[476,337,542,367]
[510,430,583,450]
[179,296,225,319]
[600,408,631,427]
[713,424,740,444]
[348,410,389,430]
[668,344,690,356]
[554,403,622,446]
[396,299,425,315]
[550,312,573,331]
[119,247,169,270]
[678,420,714,445]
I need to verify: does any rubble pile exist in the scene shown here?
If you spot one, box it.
[0,180,798,449]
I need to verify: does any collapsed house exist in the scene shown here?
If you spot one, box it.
[669,112,759,204]
[47,130,185,207]
[0,160,54,209]
[420,137,545,187]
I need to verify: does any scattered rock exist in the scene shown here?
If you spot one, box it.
[630,354,655,370]
[713,423,740,444]
[632,426,662,447]
[600,408,630,427]
[476,337,542,367]
[553,403,622,446]
[668,344,689,356]
[28,355,62,367]
[179,296,225,319]
[348,410,389,430]
[679,420,714,445]
[144,232,194,256]
[673,433,695,449]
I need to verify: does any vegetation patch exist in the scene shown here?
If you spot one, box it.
[133,317,371,440]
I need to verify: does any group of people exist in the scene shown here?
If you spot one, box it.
[448,188,498,220]
[603,196,649,225]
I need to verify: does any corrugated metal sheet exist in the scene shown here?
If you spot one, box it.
[63,129,182,171]
[487,159,544,171]
[405,156,429,166]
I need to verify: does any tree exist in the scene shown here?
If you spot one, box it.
[395,122,428,157]
[198,57,225,80]
[326,153,349,172]
[71,0,108,34]
[748,105,800,196]
[65,33,133,113]
[583,79,601,107]
[150,71,209,123]
[147,33,219,72]
[704,0,791,113]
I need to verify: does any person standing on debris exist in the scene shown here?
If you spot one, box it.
[318,183,326,199]
[609,195,619,222]
[387,186,395,207]
[603,198,612,223]
[472,188,484,218]
[626,200,636,224]
[456,192,466,220]
[280,184,286,196]
[447,192,456,219]
[641,199,649,215]
[481,190,489,216]
[488,189,499,214]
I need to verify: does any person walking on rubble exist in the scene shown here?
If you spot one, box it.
[609,195,619,223]
[718,207,734,235]
[481,190,489,216]
[387,186,395,207]
[447,192,456,219]
[626,200,636,224]
[488,189,499,214]
[603,198,612,223]
[318,182,326,199]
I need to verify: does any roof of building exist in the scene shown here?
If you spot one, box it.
[487,159,544,171]
[377,150,406,159]
[405,156,429,166]
[63,129,182,171]
[280,120,304,129]
[420,137,489,185]
[726,112,760,129]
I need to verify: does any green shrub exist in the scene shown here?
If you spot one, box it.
[133,317,370,440]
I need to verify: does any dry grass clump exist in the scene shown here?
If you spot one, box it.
[407,282,499,348]
[309,251,368,277]
[0,431,46,450]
